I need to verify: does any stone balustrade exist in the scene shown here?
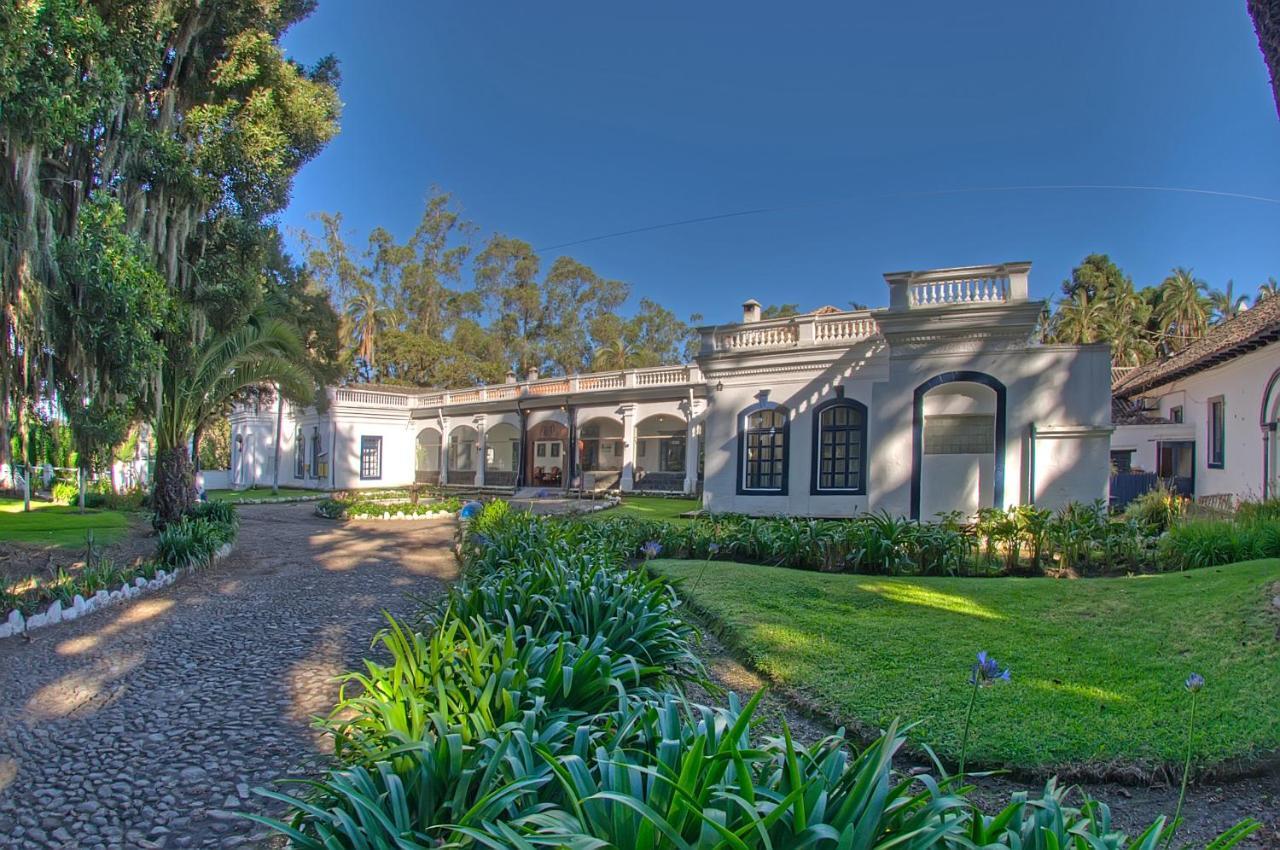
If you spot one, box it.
[885,262,1030,310]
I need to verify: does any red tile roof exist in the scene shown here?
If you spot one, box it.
[1112,296,1280,397]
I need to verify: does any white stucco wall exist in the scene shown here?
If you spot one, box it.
[699,341,1112,518]
[1120,344,1280,501]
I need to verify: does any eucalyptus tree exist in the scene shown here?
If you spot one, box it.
[1157,268,1211,350]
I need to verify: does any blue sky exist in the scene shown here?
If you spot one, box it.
[279,2,1280,322]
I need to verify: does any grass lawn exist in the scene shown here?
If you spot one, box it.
[0,498,132,547]
[595,495,700,523]
[652,557,1280,774]
[207,486,322,502]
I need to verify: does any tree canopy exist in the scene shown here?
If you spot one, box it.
[304,189,703,388]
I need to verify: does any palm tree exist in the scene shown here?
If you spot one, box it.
[1157,268,1210,350]
[151,318,312,526]
[1208,280,1249,324]
[1051,290,1108,344]
[344,283,393,379]
[1259,277,1280,302]
[592,338,635,371]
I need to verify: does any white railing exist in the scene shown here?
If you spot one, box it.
[885,262,1030,311]
[715,323,799,351]
[401,365,698,410]
[814,315,879,344]
[908,274,1008,307]
[333,389,410,407]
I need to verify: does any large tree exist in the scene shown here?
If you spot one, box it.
[1,1,341,514]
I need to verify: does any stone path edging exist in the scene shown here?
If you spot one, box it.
[0,543,234,641]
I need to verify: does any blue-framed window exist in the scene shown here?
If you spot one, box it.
[738,404,788,494]
[811,398,868,494]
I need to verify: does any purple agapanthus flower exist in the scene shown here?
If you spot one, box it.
[1185,672,1205,693]
[641,540,663,560]
[707,542,721,555]
[970,651,1011,687]
[458,500,483,519]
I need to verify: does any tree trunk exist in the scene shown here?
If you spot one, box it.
[78,465,85,514]
[153,444,196,528]
[19,408,30,512]
[271,392,283,495]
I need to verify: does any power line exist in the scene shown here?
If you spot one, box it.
[535,184,1280,252]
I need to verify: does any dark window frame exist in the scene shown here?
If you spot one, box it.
[1207,396,1225,469]
[1169,405,1184,424]
[736,403,789,495]
[810,397,868,495]
[360,435,383,480]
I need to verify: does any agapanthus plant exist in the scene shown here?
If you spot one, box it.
[958,650,1011,776]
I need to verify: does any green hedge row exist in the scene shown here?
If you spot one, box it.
[254,503,1256,848]
[314,495,463,519]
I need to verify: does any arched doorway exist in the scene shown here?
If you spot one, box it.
[635,413,687,492]
[484,422,520,488]
[448,425,479,486]
[1263,366,1280,499]
[578,417,623,490]
[912,371,1006,520]
[415,427,442,484]
[526,420,567,488]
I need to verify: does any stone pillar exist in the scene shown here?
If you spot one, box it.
[620,404,636,492]
[474,415,486,488]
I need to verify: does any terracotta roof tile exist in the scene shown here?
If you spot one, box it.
[1112,296,1280,397]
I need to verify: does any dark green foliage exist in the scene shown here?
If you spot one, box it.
[256,503,1259,849]
[154,505,239,570]
[314,496,462,519]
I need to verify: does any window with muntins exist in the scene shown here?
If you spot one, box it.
[1208,397,1225,468]
[812,400,867,493]
[360,436,383,480]
[741,407,787,492]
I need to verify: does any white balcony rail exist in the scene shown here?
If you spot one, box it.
[333,389,411,407]
[814,315,879,344]
[885,262,1031,311]
[714,323,799,351]
[384,365,699,410]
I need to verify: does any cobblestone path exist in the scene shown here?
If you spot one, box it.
[0,503,458,849]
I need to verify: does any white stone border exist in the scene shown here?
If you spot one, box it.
[0,542,234,641]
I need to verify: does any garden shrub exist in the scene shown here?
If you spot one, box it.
[1236,498,1280,524]
[313,495,462,520]
[255,503,1258,849]
[1123,485,1185,534]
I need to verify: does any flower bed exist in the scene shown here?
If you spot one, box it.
[1,502,239,640]
[313,496,463,520]
[251,502,1258,848]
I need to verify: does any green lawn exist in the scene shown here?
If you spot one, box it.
[652,558,1280,773]
[207,486,322,502]
[0,498,133,547]
[596,495,700,523]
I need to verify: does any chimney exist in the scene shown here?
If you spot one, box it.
[526,365,539,382]
[505,369,518,384]
[742,299,762,323]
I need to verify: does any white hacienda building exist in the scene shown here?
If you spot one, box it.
[230,262,1117,517]
[1110,294,1280,506]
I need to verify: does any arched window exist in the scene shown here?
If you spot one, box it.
[294,426,305,478]
[811,398,867,494]
[738,404,788,494]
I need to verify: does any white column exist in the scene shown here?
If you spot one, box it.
[620,404,636,492]
[474,415,486,487]
[684,410,700,495]
[439,417,449,486]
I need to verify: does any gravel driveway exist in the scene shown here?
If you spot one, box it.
[0,503,458,849]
